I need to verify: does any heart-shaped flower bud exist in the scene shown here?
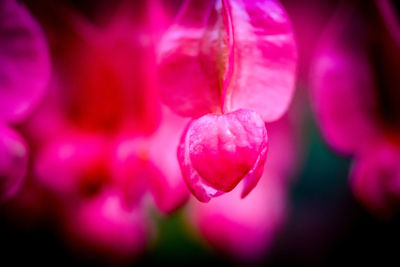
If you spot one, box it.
[158,0,296,200]
[178,109,268,202]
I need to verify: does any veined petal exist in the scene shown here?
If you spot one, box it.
[158,0,297,119]
[227,0,297,121]
[0,0,50,121]
[178,120,224,202]
[157,0,221,117]
[178,109,268,202]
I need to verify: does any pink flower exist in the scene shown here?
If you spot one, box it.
[310,1,400,217]
[30,0,189,211]
[157,0,298,202]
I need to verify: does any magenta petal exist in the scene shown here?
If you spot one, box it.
[158,0,297,119]
[110,139,148,207]
[157,0,221,117]
[178,121,224,202]
[0,0,50,121]
[311,47,379,154]
[241,141,268,198]
[146,108,190,214]
[189,171,287,260]
[310,4,382,154]
[179,109,268,201]
[227,0,297,121]
[0,125,27,200]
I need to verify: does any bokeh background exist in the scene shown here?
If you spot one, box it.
[1,0,399,265]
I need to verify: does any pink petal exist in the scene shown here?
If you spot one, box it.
[158,0,297,120]
[0,0,50,121]
[227,0,297,121]
[178,121,224,202]
[110,108,190,214]
[189,170,287,261]
[157,0,222,117]
[146,107,190,214]
[0,124,27,200]
[240,142,268,198]
[35,133,108,199]
[310,22,379,154]
[63,189,150,261]
[179,109,268,201]
[110,138,149,208]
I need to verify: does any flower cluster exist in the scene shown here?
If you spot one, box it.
[157,0,297,202]
[0,0,300,262]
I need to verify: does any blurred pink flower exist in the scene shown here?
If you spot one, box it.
[6,0,189,260]
[311,0,400,217]
[157,0,298,202]
[0,0,50,199]
[62,189,151,262]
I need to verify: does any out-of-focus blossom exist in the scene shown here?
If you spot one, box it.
[4,0,189,261]
[188,113,300,261]
[0,0,50,200]
[62,189,151,262]
[158,0,298,202]
[311,0,400,217]
[280,0,338,82]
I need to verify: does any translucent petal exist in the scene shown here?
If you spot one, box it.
[178,109,268,201]
[158,0,297,120]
